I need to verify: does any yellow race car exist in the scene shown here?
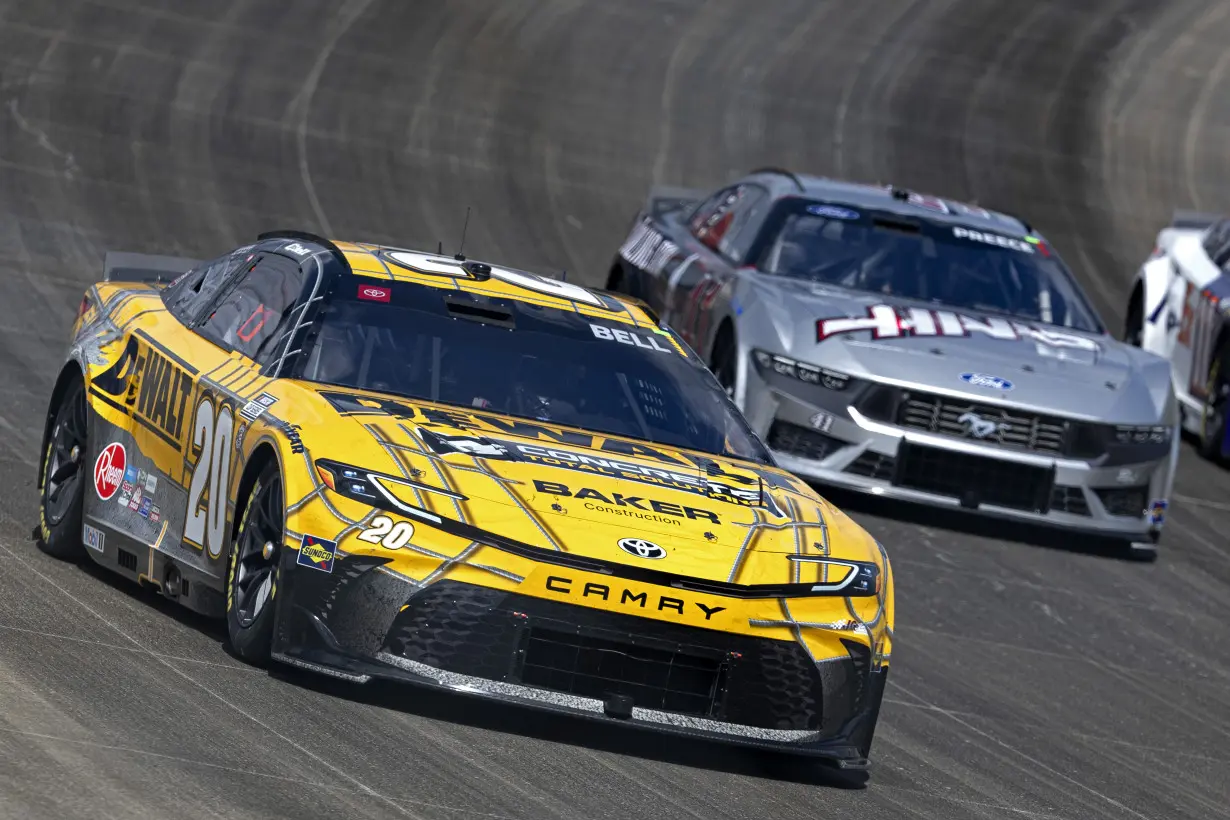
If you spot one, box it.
[37,231,895,770]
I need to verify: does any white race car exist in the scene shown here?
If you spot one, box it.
[1126,211,1230,460]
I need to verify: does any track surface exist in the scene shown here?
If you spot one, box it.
[1,1,1229,818]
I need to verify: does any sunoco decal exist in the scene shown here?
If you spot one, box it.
[296,534,337,573]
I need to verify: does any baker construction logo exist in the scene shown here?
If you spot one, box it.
[297,534,338,573]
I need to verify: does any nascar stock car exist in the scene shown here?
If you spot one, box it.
[36,231,893,769]
[1124,210,1230,461]
[607,169,1180,559]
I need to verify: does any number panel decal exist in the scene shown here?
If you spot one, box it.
[356,515,415,550]
[183,397,235,558]
[383,250,606,308]
[184,400,214,549]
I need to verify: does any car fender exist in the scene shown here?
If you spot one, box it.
[1137,254,1176,354]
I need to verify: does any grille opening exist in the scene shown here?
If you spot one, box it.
[855,384,898,422]
[520,627,725,718]
[895,443,1054,512]
[1051,485,1091,516]
[845,451,896,480]
[1094,486,1148,518]
[116,549,138,572]
[767,420,843,461]
[896,391,1070,456]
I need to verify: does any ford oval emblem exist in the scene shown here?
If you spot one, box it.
[960,372,1014,391]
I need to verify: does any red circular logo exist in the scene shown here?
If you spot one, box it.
[93,443,126,500]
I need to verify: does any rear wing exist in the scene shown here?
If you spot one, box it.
[103,251,201,285]
[644,185,707,219]
[1169,209,1223,231]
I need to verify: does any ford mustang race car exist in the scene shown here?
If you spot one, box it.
[1124,210,1230,461]
[37,231,893,769]
[608,169,1180,558]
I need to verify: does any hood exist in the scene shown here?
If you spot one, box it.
[296,387,882,585]
[754,278,1165,421]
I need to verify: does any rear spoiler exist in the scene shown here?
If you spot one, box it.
[103,251,201,284]
[1169,209,1223,231]
[644,185,707,218]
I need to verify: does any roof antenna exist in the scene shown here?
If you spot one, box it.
[437,240,443,255]
[454,207,471,261]
[559,269,567,281]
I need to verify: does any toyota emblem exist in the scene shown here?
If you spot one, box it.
[617,537,666,560]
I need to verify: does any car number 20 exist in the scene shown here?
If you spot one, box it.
[356,515,415,550]
[185,398,234,559]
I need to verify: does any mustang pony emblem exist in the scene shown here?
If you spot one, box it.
[958,412,1009,440]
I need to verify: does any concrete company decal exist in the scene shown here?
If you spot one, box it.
[534,480,721,523]
[357,283,391,302]
[296,533,337,573]
[93,443,126,500]
[816,304,1100,351]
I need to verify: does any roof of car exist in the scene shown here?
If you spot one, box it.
[329,239,662,329]
[742,169,1036,238]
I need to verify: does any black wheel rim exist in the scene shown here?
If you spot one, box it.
[44,385,87,526]
[232,477,284,628]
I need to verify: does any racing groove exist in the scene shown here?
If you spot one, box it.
[1,1,1229,818]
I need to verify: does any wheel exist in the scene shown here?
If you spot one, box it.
[37,378,88,560]
[226,463,284,665]
[710,327,737,400]
[1197,345,1229,461]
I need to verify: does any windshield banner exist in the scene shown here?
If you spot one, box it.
[816,304,1101,351]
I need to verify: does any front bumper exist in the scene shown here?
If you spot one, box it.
[270,553,886,767]
[745,376,1177,541]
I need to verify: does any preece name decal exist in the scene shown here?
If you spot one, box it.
[533,480,721,523]
[815,304,1101,351]
[544,575,726,621]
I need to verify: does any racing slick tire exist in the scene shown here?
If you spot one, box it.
[36,377,88,561]
[1197,342,1230,463]
[225,462,284,665]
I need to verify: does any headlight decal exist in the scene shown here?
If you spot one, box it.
[1113,424,1172,445]
[753,349,850,390]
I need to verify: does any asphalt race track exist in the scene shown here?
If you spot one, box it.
[1,1,1229,818]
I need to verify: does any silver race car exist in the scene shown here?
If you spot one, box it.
[607,169,1179,557]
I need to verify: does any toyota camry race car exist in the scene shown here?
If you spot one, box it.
[37,231,893,769]
[1125,211,1230,461]
[608,169,1180,558]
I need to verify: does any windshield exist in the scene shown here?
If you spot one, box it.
[300,281,772,464]
[754,200,1104,333]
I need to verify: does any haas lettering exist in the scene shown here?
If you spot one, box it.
[816,304,1100,351]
